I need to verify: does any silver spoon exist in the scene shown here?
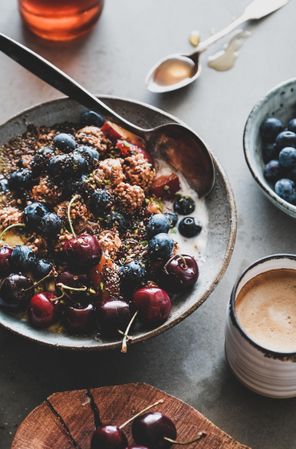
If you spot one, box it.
[0,33,214,197]
[146,0,288,93]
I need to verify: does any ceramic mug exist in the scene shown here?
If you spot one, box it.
[225,254,296,399]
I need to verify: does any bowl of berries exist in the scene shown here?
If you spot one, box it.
[0,96,236,350]
[244,77,296,217]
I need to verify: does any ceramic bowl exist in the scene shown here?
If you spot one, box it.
[243,77,296,218]
[0,96,236,350]
[225,254,296,398]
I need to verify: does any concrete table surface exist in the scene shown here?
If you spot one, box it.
[0,1,296,448]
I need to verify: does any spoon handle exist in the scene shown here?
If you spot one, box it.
[197,0,288,53]
[197,15,247,53]
[0,33,147,136]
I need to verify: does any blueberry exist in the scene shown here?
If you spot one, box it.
[164,212,178,228]
[8,169,34,191]
[260,117,284,143]
[40,212,63,238]
[146,214,170,237]
[104,211,127,233]
[279,147,296,169]
[62,175,94,199]
[76,146,100,169]
[0,177,9,193]
[48,154,72,179]
[80,110,105,127]
[173,196,195,215]
[31,147,54,175]
[288,118,296,133]
[53,133,76,152]
[275,178,296,203]
[33,259,53,280]
[178,217,202,238]
[262,143,278,163]
[275,131,296,150]
[24,202,49,231]
[10,245,37,272]
[89,189,113,217]
[263,160,282,182]
[120,261,147,295]
[148,233,174,261]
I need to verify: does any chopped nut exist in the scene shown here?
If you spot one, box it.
[123,153,155,191]
[93,158,125,187]
[31,176,63,206]
[0,206,23,231]
[114,182,145,212]
[75,126,112,154]
[98,230,122,259]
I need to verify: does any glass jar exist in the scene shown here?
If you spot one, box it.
[18,0,104,42]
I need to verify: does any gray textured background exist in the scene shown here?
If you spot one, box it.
[1,1,296,448]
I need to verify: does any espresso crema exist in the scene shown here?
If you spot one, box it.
[235,269,296,353]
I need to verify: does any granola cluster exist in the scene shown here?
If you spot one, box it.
[123,153,155,191]
[75,126,112,154]
[114,182,145,212]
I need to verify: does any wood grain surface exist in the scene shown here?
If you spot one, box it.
[11,383,250,449]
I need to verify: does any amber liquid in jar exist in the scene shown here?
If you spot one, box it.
[19,0,104,41]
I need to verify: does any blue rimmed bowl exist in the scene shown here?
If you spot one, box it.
[244,77,296,218]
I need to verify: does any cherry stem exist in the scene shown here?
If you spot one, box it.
[119,399,164,429]
[121,311,138,354]
[164,431,207,445]
[22,270,53,292]
[0,223,25,241]
[67,194,80,238]
[56,283,88,293]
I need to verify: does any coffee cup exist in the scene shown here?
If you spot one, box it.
[225,254,296,398]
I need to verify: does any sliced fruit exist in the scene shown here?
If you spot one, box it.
[101,121,145,146]
[151,173,180,199]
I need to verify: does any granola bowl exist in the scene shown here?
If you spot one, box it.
[0,96,236,350]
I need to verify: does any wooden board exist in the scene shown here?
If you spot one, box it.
[11,383,250,449]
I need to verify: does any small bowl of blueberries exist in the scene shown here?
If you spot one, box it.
[244,77,296,218]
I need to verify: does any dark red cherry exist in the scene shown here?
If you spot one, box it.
[56,271,88,288]
[65,303,94,331]
[98,300,131,335]
[91,425,128,449]
[160,255,199,292]
[132,412,177,449]
[132,287,171,327]
[62,233,102,271]
[1,273,34,309]
[0,245,13,277]
[28,292,56,328]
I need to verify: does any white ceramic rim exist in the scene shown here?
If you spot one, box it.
[230,253,296,357]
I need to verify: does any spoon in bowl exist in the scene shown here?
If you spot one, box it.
[0,33,215,197]
[146,0,288,93]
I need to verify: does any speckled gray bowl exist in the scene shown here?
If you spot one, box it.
[244,77,296,217]
[0,96,236,350]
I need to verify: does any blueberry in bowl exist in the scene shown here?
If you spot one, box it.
[244,78,296,217]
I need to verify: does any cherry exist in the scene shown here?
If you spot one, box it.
[132,287,171,327]
[28,292,56,328]
[132,412,177,449]
[98,300,131,336]
[160,255,199,292]
[56,271,88,289]
[91,425,128,449]
[65,303,94,332]
[0,245,12,277]
[62,233,102,271]
[127,447,149,449]
[1,273,34,309]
